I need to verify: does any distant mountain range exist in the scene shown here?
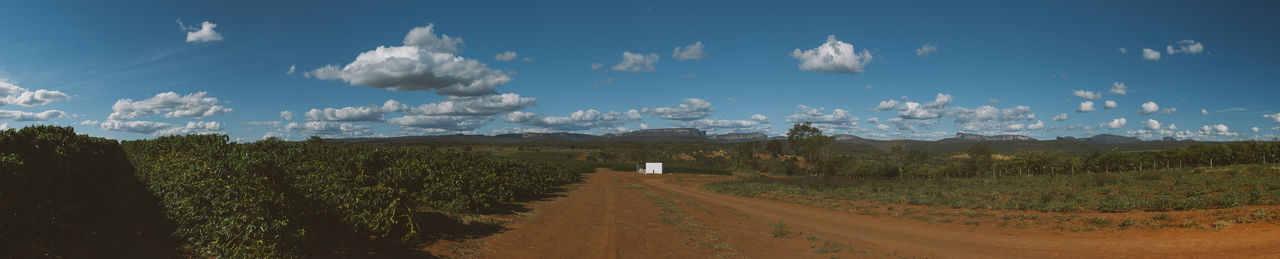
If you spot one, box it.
[334,128,1191,144]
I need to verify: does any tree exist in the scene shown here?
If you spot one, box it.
[308,136,325,143]
[786,122,834,175]
[766,140,784,157]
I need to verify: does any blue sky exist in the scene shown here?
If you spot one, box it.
[1,0,1278,141]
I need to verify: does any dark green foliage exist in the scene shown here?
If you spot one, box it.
[1,126,177,258]
[121,134,586,258]
[705,163,1280,213]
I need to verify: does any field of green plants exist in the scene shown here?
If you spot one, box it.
[705,163,1280,213]
[2,126,589,258]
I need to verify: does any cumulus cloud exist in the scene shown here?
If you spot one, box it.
[386,115,491,132]
[1104,100,1118,109]
[1200,124,1236,136]
[647,98,713,120]
[1265,113,1280,122]
[672,41,706,60]
[1142,48,1161,61]
[305,106,383,121]
[612,52,660,72]
[287,65,296,75]
[874,100,899,110]
[494,51,518,61]
[1078,101,1096,112]
[1139,101,1159,115]
[671,118,765,133]
[1108,81,1128,95]
[787,105,858,130]
[988,99,999,104]
[948,105,1035,133]
[496,51,522,61]
[1052,113,1068,121]
[1102,118,1127,129]
[1202,108,1210,115]
[90,120,223,136]
[1253,126,1260,132]
[501,109,641,131]
[280,111,294,120]
[386,93,537,116]
[1166,40,1205,55]
[925,93,953,108]
[899,102,940,119]
[750,114,768,123]
[282,121,372,137]
[1,80,70,107]
[1142,119,1161,130]
[791,35,873,75]
[109,92,232,120]
[1117,48,1128,54]
[0,109,67,121]
[590,63,604,71]
[178,19,224,43]
[1072,90,1101,100]
[1027,120,1045,130]
[307,24,510,96]
[915,43,938,57]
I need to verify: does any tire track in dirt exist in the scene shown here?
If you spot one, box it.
[644,174,1280,258]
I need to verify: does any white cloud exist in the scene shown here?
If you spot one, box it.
[1264,113,1280,122]
[672,41,706,60]
[109,92,232,120]
[1102,118,1127,129]
[925,93,953,108]
[0,109,67,121]
[612,52,660,72]
[280,111,294,120]
[1140,102,1164,114]
[671,118,764,133]
[1052,113,1068,121]
[495,51,518,61]
[1142,119,1161,130]
[874,100,899,110]
[386,115,491,132]
[178,20,224,43]
[899,102,939,119]
[1142,48,1161,61]
[988,99,999,104]
[92,119,223,136]
[287,65,296,75]
[501,109,641,131]
[282,121,372,137]
[786,105,859,131]
[590,63,604,71]
[1202,108,1209,115]
[387,93,537,116]
[1166,40,1205,55]
[863,84,872,90]
[1072,90,1101,100]
[915,43,938,57]
[0,80,70,107]
[750,114,769,123]
[307,24,510,96]
[1117,48,1128,54]
[1162,107,1177,114]
[1077,101,1096,112]
[0,123,7,130]
[948,105,1034,133]
[1253,127,1260,132]
[683,73,696,78]
[1104,100,1118,109]
[1108,81,1128,95]
[1200,124,1236,136]
[402,24,464,54]
[790,35,873,75]
[647,98,712,120]
[305,106,383,121]
[1027,120,1045,130]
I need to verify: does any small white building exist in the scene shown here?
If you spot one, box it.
[644,162,663,174]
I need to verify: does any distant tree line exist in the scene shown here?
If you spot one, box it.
[733,123,1280,179]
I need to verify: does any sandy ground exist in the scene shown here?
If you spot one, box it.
[470,169,1280,258]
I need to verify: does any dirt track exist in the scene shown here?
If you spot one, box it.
[480,169,1280,258]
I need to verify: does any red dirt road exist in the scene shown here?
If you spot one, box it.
[480,169,1280,258]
